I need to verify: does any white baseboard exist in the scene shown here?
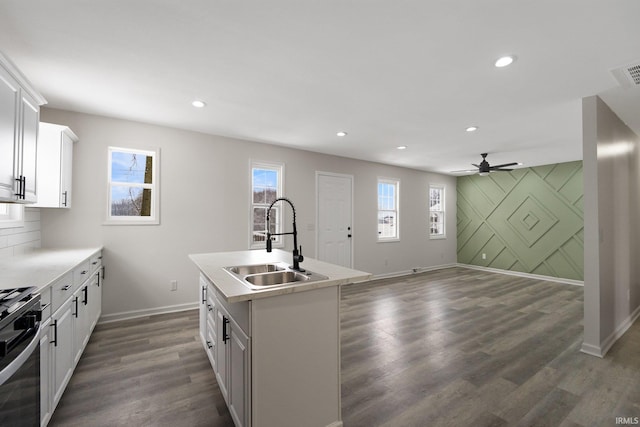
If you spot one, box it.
[98,302,199,324]
[370,263,458,280]
[456,263,584,286]
[326,422,343,427]
[583,303,640,358]
[580,342,604,358]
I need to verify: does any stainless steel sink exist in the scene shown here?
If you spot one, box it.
[245,270,309,286]
[224,262,328,289]
[228,263,284,275]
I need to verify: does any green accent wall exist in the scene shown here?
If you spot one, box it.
[457,161,583,280]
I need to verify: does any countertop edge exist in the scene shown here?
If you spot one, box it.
[0,247,104,292]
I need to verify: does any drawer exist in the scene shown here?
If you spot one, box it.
[206,293,216,328]
[89,252,103,274]
[39,286,52,320]
[74,260,91,286]
[51,272,74,314]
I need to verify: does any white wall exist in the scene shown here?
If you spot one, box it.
[582,95,640,357]
[0,208,41,258]
[39,108,457,318]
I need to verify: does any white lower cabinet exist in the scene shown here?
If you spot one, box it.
[40,250,103,427]
[200,275,250,427]
[51,298,74,406]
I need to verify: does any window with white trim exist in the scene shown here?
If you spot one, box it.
[429,185,445,238]
[377,178,399,241]
[250,161,283,248]
[106,147,159,224]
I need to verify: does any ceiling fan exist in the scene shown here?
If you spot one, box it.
[454,153,521,176]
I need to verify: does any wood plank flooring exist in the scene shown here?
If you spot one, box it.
[50,267,640,426]
[48,310,233,427]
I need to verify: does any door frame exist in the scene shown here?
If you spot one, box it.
[315,171,355,268]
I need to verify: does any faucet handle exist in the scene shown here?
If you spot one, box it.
[298,246,304,263]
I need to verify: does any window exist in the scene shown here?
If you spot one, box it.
[377,178,399,241]
[429,185,445,238]
[250,161,283,248]
[0,203,24,229]
[106,147,159,224]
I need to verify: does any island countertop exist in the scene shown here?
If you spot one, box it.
[0,247,103,291]
[189,249,371,303]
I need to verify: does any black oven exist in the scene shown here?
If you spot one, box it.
[0,287,41,427]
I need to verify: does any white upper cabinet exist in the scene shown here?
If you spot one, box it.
[0,51,46,203]
[35,123,78,208]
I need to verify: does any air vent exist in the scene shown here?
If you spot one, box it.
[611,61,640,87]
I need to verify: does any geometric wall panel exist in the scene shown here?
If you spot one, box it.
[457,161,584,280]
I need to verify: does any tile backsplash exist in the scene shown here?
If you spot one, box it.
[0,208,41,259]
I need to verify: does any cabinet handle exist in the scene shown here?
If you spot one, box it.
[61,285,72,291]
[73,297,79,318]
[222,316,230,344]
[50,320,58,347]
[92,261,98,265]
[201,286,206,304]
[81,270,88,275]
[101,266,105,280]
[14,176,25,199]
[206,341,213,349]
[41,302,51,311]
[207,303,213,312]
[83,286,88,305]
[96,271,101,287]
[62,190,68,206]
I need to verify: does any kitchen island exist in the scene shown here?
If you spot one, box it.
[189,249,371,427]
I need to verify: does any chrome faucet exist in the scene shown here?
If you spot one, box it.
[265,197,304,271]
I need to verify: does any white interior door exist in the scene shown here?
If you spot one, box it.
[317,172,353,268]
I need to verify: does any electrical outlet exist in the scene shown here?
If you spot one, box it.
[482,253,487,260]
[170,280,178,291]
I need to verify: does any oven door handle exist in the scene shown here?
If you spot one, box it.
[0,324,39,386]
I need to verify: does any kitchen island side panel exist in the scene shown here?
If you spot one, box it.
[251,286,341,427]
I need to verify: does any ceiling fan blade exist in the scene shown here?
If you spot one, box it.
[492,168,513,172]
[489,162,518,169]
[451,169,478,174]
[471,164,480,168]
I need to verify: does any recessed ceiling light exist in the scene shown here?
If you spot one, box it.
[495,55,516,68]
[336,131,347,137]
[396,145,407,150]
[466,126,478,132]
[192,100,206,108]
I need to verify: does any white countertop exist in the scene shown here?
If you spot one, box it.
[189,249,372,303]
[0,247,103,291]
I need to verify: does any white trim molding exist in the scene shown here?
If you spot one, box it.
[456,263,584,286]
[581,304,640,358]
[98,302,198,324]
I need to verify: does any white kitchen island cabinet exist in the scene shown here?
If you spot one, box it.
[191,249,371,427]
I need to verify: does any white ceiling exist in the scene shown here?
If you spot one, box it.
[1,1,639,175]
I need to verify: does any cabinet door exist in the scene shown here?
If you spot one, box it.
[87,269,102,331]
[40,319,53,427]
[0,66,19,201]
[18,90,39,203]
[228,324,250,427]
[199,277,207,344]
[72,285,90,364]
[60,131,73,207]
[215,307,229,402]
[52,300,74,405]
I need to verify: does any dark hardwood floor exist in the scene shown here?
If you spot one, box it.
[50,267,640,426]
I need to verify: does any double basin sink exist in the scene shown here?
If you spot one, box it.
[224,262,329,290]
